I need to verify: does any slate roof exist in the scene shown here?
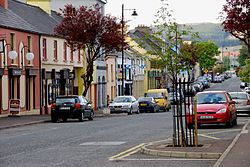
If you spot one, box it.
[0,3,38,33]
[8,0,61,36]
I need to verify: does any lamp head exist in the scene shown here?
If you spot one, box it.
[131,9,138,16]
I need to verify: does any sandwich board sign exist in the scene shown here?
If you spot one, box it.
[9,99,21,116]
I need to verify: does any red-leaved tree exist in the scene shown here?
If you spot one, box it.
[55,4,127,96]
[220,0,250,55]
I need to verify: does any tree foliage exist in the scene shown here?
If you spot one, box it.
[220,0,250,55]
[195,41,219,70]
[239,59,250,82]
[55,4,126,96]
[238,44,249,66]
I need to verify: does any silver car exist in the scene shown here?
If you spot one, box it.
[229,92,250,115]
[109,96,139,115]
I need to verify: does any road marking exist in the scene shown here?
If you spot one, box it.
[199,134,220,140]
[201,129,241,135]
[80,141,126,146]
[109,143,145,160]
[118,158,217,161]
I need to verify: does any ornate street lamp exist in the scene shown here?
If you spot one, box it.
[121,4,138,95]
[21,45,34,68]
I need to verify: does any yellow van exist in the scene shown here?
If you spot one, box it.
[146,89,170,111]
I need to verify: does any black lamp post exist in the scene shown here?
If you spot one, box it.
[121,4,137,95]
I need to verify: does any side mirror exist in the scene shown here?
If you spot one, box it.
[229,101,236,105]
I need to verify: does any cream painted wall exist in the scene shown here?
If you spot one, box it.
[106,56,116,101]
[2,76,9,111]
[41,36,83,69]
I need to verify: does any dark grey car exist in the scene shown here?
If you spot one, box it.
[51,95,94,122]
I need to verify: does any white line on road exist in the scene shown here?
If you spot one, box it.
[115,158,217,161]
[80,141,126,146]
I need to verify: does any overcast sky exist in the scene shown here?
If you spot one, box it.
[105,0,227,29]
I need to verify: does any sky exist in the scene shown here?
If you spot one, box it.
[105,0,227,29]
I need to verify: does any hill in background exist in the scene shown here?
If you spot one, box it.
[187,23,240,48]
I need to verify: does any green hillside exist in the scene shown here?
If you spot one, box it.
[186,23,240,47]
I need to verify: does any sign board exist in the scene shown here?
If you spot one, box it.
[0,39,4,53]
[9,99,21,115]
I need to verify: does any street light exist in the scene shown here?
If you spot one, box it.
[21,46,34,68]
[121,4,138,95]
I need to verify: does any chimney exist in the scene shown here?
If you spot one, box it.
[0,0,8,9]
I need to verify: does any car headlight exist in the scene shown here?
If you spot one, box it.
[122,105,131,108]
[217,108,227,113]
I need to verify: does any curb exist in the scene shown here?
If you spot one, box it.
[0,120,50,130]
[140,145,222,159]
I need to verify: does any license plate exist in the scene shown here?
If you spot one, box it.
[140,103,147,106]
[200,116,213,119]
[60,107,70,110]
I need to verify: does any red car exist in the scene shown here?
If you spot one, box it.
[187,91,237,128]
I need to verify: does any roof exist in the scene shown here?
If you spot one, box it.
[0,2,38,33]
[0,0,62,36]
[8,0,61,35]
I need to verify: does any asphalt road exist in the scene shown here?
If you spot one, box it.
[0,76,246,167]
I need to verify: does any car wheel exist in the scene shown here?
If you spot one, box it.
[51,114,58,123]
[187,124,194,129]
[128,108,132,115]
[88,111,94,121]
[136,108,140,114]
[79,112,84,122]
[226,115,233,128]
[62,117,67,122]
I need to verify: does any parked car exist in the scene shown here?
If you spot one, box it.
[138,97,160,113]
[229,92,250,116]
[196,77,210,88]
[169,92,183,104]
[109,96,139,115]
[187,91,237,128]
[240,82,248,89]
[146,89,171,111]
[244,87,250,94]
[214,76,222,83]
[51,95,94,123]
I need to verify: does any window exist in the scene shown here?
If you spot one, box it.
[78,49,81,62]
[53,40,57,61]
[27,36,32,65]
[111,64,114,82]
[42,38,47,60]
[10,33,16,64]
[63,42,67,62]
[70,45,73,62]
[106,64,109,82]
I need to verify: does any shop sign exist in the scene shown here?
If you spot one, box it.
[12,68,22,76]
[9,99,21,115]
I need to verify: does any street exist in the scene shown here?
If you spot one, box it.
[0,77,248,167]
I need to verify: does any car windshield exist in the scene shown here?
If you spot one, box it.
[56,97,76,104]
[197,93,227,104]
[147,92,164,98]
[229,93,247,100]
[113,97,132,103]
[138,97,153,102]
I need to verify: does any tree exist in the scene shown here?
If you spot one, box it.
[238,44,249,66]
[55,4,126,96]
[239,59,250,83]
[220,0,250,55]
[195,41,219,71]
[134,0,200,147]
